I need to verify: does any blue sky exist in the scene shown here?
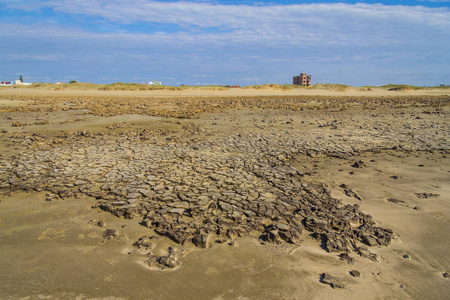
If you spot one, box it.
[1,1,449,86]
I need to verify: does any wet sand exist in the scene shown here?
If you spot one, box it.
[0,88,449,299]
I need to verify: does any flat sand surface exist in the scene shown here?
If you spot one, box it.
[0,88,449,299]
[1,86,449,98]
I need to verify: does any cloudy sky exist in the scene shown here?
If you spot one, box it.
[1,0,449,86]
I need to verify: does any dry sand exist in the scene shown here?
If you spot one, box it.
[0,88,449,299]
[1,86,449,98]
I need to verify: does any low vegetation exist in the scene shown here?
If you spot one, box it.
[99,83,181,91]
[382,84,425,91]
[312,83,351,91]
[5,82,233,91]
[1,82,448,92]
[243,84,300,90]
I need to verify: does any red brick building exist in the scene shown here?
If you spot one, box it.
[293,73,311,86]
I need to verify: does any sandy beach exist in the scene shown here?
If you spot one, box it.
[0,87,449,299]
[1,86,449,98]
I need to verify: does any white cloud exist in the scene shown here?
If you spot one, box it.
[44,1,449,31]
[419,0,450,2]
[25,2,450,51]
[6,53,67,61]
[0,0,52,11]
[4,1,450,30]
[1,1,449,85]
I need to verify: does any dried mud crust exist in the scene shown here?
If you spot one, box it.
[0,97,449,270]
[0,132,404,266]
[2,94,449,119]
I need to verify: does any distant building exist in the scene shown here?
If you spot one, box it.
[15,75,32,86]
[15,80,32,86]
[149,80,162,85]
[1,75,32,86]
[293,73,311,86]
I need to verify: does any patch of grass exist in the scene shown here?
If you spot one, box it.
[382,84,424,91]
[65,83,106,90]
[99,83,168,91]
[312,83,351,91]
[25,83,56,89]
[7,82,448,92]
[243,84,297,91]
[358,87,373,91]
[99,83,235,91]
[9,82,107,90]
[177,85,230,90]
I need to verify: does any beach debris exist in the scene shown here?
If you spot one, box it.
[320,273,344,288]
[45,193,58,201]
[340,184,363,201]
[106,122,127,130]
[133,235,155,250]
[147,246,182,270]
[386,198,405,204]
[351,160,365,168]
[414,192,439,199]
[318,119,340,128]
[358,247,379,262]
[340,253,357,265]
[350,270,361,277]
[103,229,117,240]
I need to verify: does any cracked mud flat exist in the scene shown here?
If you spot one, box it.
[0,90,449,299]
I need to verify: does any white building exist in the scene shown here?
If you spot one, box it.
[15,80,32,85]
[0,81,13,86]
[15,76,32,85]
[148,80,162,85]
